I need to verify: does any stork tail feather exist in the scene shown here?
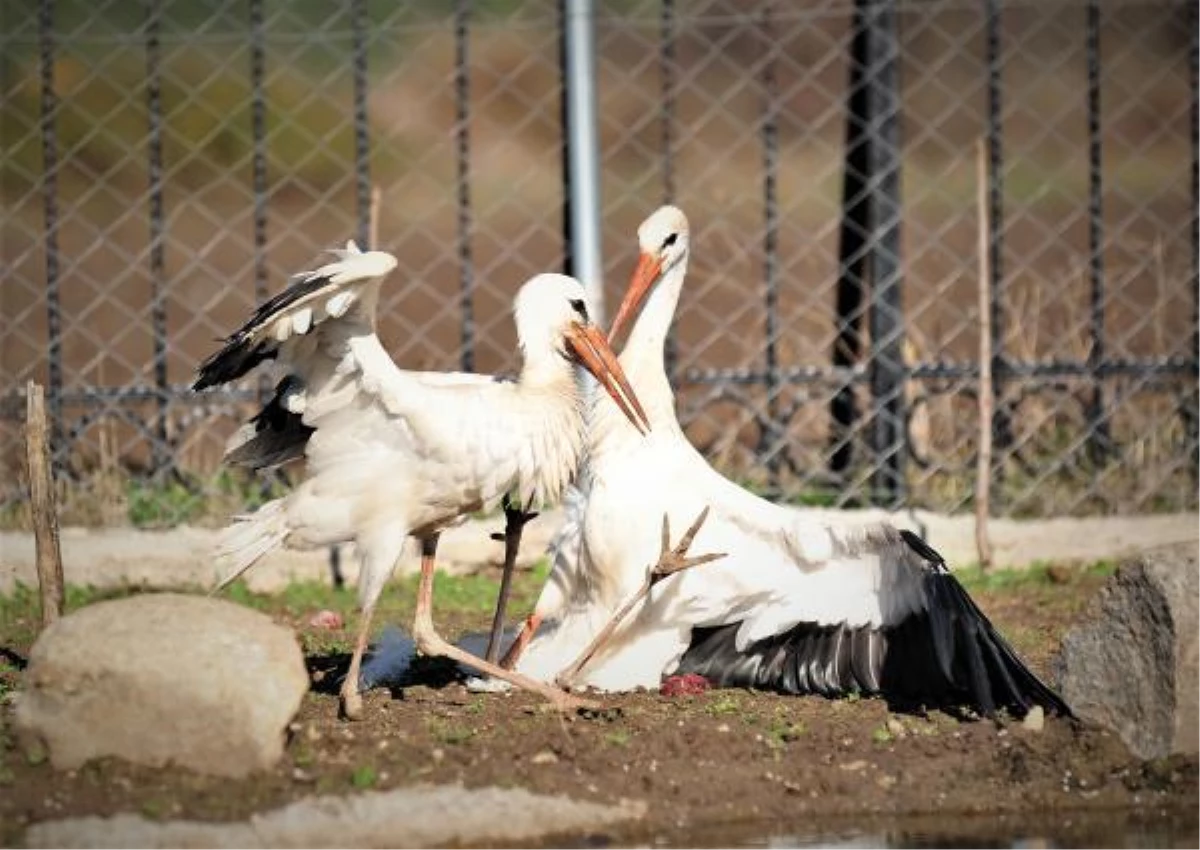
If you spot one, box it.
[213,499,289,592]
[675,571,1072,720]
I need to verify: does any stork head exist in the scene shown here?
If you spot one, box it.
[515,273,650,434]
[608,205,691,345]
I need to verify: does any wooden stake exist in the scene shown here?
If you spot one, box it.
[25,381,65,626]
[974,140,994,570]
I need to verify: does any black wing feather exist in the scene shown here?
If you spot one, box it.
[675,567,1072,720]
[193,271,336,391]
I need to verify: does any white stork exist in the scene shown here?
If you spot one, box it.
[500,207,1070,720]
[193,242,650,717]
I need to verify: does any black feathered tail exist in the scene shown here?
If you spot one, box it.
[676,568,1072,720]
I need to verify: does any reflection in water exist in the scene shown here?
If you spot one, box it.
[611,805,1199,849]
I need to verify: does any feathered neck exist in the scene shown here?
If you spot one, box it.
[610,254,688,431]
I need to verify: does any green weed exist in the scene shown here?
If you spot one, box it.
[604,730,632,747]
[705,694,741,716]
[350,765,378,789]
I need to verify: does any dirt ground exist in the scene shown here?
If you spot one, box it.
[1,564,1197,848]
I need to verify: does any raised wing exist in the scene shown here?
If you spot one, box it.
[194,241,397,391]
[194,243,501,472]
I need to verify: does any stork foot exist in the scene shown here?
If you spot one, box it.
[339,679,365,721]
[415,625,598,712]
[650,506,727,583]
[555,506,726,690]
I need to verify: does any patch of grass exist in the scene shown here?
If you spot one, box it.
[426,719,475,746]
[139,798,167,819]
[1,467,293,532]
[604,730,632,747]
[350,765,378,789]
[954,559,1115,592]
[765,719,807,747]
[24,743,47,766]
[704,693,741,716]
[871,725,894,745]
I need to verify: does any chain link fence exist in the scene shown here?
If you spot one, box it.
[2,0,1196,528]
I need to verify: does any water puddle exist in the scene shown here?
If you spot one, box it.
[580,805,1198,848]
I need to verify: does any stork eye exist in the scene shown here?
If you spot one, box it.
[661,233,678,250]
[569,298,589,320]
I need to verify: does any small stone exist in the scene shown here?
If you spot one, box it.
[885,718,907,739]
[716,723,730,733]
[1022,705,1046,732]
[876,774,898,789]
[839,760,868,772]
[530,750,558,765]
[431,748,445,763]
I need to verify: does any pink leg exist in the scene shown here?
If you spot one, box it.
[340,602,375,720]
[411,535,598,712]
[499,611,543,670]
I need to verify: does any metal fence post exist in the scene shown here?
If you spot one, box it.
[250,0,268,310]
[351,0,370,250]
[863,0,906,506]
[1189,0,1199,475]
[761,1,782,496]
[660,0,677,382]
[455,0,475,373]
[985,0,1010,501]
[145,0,169,477]
[37,0,63,466]
[828,0,872,484]
[1085,0,1111,467]
[561,0,604,320]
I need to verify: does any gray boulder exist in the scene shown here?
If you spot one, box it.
[1055,543,1198,759]
[14,592,309,777]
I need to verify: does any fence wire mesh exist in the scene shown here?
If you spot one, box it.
[1,0,1196,528]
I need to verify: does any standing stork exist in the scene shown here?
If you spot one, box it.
[193,242,650,717]
[497,207,1070,720]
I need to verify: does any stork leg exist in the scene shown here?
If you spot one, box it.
[340,601,376,721]
[498,611,543,670]
[484,496,539,663]
[555,506,725,690]
[411,534,599,712]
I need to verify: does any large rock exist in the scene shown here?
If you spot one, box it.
[14,592,308,777]
[1054,543,1199,759]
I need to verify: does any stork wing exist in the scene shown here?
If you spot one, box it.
[193,242,428,470]
[669,524,1071,718]
[194,241,397,391]
[194,242,531,499]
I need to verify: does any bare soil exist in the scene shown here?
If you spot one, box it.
[1,566,1197,847]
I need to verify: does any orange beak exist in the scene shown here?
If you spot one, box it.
[607,251,663,347]
[565,322,651,435]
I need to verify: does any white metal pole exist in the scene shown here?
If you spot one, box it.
[563,0,604,320]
